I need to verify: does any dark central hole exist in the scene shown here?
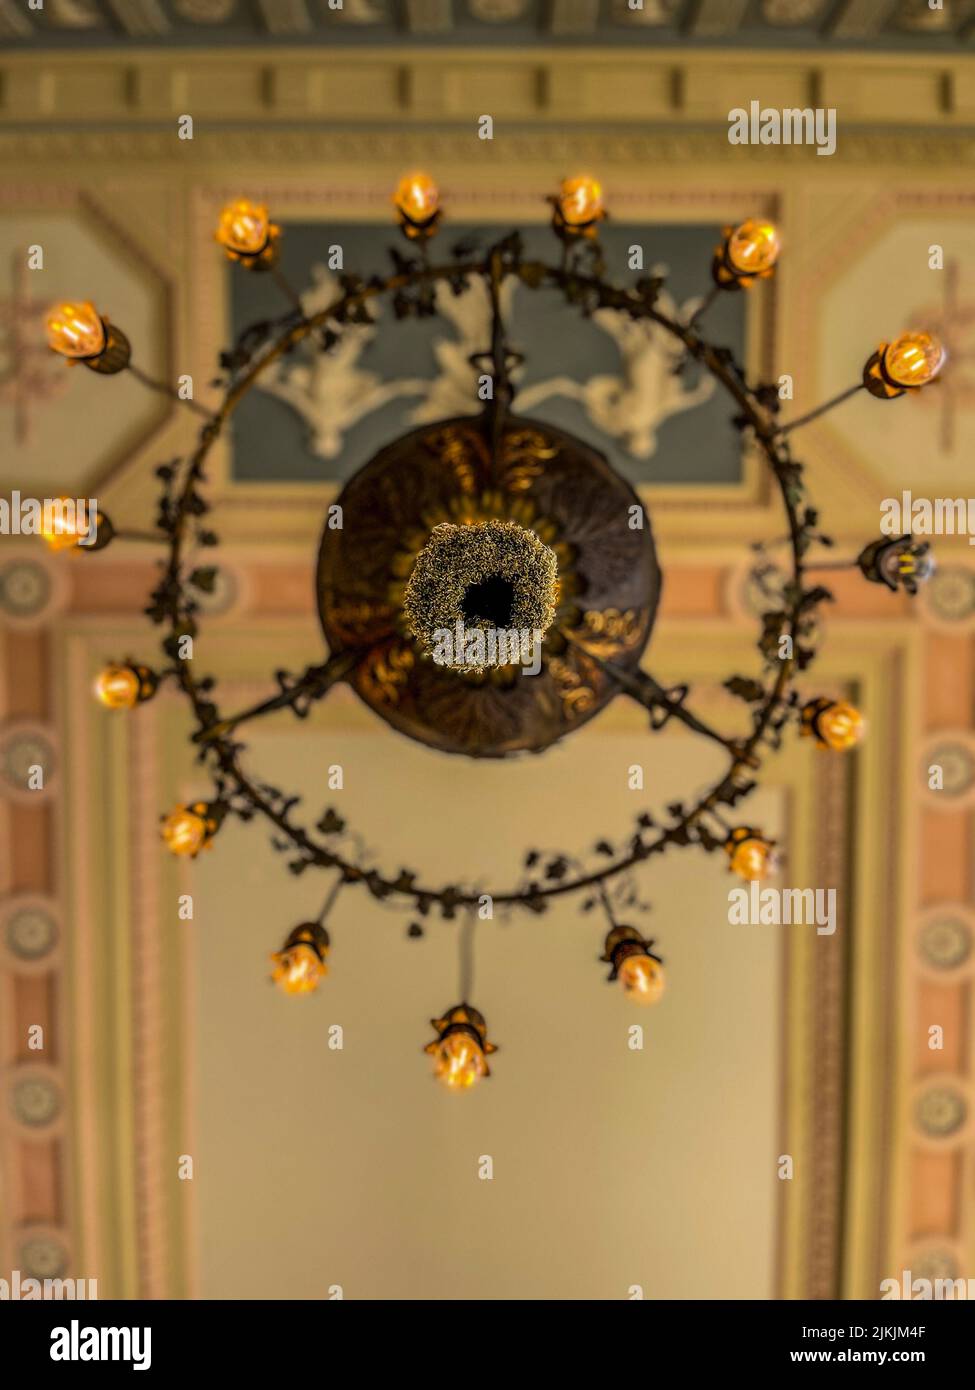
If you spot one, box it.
[461,575,515,627]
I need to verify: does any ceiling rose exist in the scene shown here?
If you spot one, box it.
[317,414,660,756]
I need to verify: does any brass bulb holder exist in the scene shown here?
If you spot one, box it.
[548,195,606,243]
[856,535,934,595]
[396,207,442,244]
[600,924,661,982]
[87,510,115,552]
[862,347,906,400]
[280,921,330,961]
[800,696,837,740]
[199,800,227,839]
[711,245,746,292]
[79,320,131,376]
[227,229,281,273]
[129,662,158,703]
[423,1002,498,1058]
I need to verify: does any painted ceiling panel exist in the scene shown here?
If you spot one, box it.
[229,220,747,486]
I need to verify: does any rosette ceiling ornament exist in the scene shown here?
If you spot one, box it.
[44,175,945,1090]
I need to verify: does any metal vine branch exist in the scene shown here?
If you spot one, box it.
[157,245,812,908]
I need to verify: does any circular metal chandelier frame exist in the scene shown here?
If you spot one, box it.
[147,234,820,918]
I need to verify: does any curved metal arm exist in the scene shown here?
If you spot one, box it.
[192,647,362,744]
[561,626,747,757]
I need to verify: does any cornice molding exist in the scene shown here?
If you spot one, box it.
[2,129,974,165]
[0,46,973,133]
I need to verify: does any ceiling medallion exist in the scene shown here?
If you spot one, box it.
[43,175,946,1090]
[318,413,659,755]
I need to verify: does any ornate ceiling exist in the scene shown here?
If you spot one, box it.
[1,0,973,49]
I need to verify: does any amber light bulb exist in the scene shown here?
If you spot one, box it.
[393,172,440,226]
[40,505,85,552]
[161,804,209,857]
[215,198,272,257]
[93,662,157,710]
[805,698,865,752]
[726,829,777,882]
[726,219,781,276]
[618,953,666,1006]
[424,1004,497,1091]
[94,664,141,710]
[46,301,106,360]
[271,945,326,995]
[883,331,946,389]
[557,175,604,228]
[271,943,325,995]
[432,1032,488,1090]
[270,923,329,996]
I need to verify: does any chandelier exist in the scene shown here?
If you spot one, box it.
[42,174,945,1092]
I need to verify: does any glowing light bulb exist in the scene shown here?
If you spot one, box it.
[393,172,440,226]
[557,175,604,228]
[812,700,862,756]
[726,830,776,882]
[424,1004,497,1090]
[94,664,141,710]
[215,199,272,257]
[883,331,946,389]
[432,1031,488,1090]
[40,502,85,551]
[40,503,111,553]
[618,953,666,1005]
[46,302,106,360]
[161,804,209,857]
[271,943,327,995]
[269,923,329,996]
[726,219,781,276]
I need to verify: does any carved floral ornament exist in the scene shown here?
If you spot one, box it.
[40,176,947,1091]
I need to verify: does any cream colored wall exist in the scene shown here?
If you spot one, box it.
[192,709,784,1300]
